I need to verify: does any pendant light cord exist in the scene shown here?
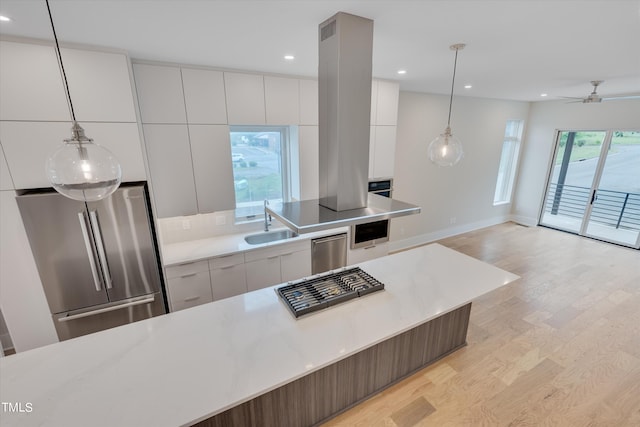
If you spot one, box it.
[46,0,76,122]
[446,47,460,128]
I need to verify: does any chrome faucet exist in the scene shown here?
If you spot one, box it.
[264,199,271,232]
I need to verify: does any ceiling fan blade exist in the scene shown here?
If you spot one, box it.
[602,95,640,101]
[558,96,584,100]
[564,100,584,104]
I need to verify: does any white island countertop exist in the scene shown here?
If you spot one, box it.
[0,244,519,427]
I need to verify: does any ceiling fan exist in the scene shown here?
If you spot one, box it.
[563,80,640,103]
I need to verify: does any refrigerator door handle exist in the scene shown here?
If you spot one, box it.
[57,296,156,322]
[78,212,103,292]
[89,210,113,289]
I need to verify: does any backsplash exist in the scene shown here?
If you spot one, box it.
[157,210,284,244]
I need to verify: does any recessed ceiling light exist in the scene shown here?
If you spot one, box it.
[464,84,472,89]
[540,93,548,97]
[0,15,12,22]
[397,70,407,75]
[284,55,295,61]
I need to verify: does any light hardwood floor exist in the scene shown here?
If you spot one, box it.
[322,222,640,427]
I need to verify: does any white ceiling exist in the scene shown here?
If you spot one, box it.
[0,0,639,102]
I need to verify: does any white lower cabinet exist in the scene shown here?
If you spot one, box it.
[245,256,282,292]
[245,239,312,291]
[209,253,247,301]
[347,242,389,265]
[280,249,312,283]
[165,260,213,312]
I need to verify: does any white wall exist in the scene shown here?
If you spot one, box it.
[389,91,530,251]
[512,99,640,225]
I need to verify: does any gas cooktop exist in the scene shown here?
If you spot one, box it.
[276,267,384,318]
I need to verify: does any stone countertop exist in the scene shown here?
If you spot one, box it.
[0,243,519,427]
[161,227,350,266]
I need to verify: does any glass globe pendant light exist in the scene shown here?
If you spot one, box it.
[428,43,466,167]
[44,0,122,201]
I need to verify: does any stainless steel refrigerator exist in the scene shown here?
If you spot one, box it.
[16,183,166,341]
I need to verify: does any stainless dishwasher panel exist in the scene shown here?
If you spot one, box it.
[312,233,347,274]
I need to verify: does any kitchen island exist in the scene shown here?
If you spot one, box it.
[0,244,518,427]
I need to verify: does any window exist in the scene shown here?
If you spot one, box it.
[230,126,291,219]
[494,120,524,205]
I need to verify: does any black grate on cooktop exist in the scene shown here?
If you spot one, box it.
[276,267,384,318]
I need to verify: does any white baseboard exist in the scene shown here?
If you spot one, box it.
[509,214,538,227]
[389,216,511,253]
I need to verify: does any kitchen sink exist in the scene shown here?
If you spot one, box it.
[244,230,298,245]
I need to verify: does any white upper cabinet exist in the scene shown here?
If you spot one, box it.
[264,76,299,125]
[143,124,197,217]
[224,72,266,125]
[188,125,236,213]
[0,143,15,190]
[370,80,378,125]
[374,80,399,126]
[299,79,318,126]
[0,121,70,189]
[371,126,397,179]
[298,126,319,200]
[61,48,137,123]
[0,41,69,122]
[80,122,147,182]
[133,64,187,124]
[181,68,227,124]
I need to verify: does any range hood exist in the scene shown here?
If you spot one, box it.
[266,12,420,233]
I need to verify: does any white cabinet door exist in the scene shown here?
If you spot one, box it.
[0,41,69,122]
[166,271,213,312]
[370,80,378,125]
[0,144,13,190]
[224,72,266,125]
[188,125,236,213]
[210,264,247,301]
[347,242,389,265]
[0,121,70,189]
[143,124,197,217]
[133,64,187,124]
[368,126,376,179]
[62,48,137,123]
[280,249,311,283]
[245,256,281,291]
[299,79,318,125]
[298,126,319,200]
[80,122,147,182]
[371,126,397,178]
[375,80,399,126]
[181,68,227,124]
[265,76,299,125]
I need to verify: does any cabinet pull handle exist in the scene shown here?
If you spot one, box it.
[220,265,235,270]
[77,211,102,292]
[183,296,200,302]
[281,252,293,257]
[267,255,279,260]
[180,273,197,278]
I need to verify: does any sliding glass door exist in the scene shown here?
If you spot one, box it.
[540,130,640,249]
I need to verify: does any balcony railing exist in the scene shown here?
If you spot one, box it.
[544,183,640,231]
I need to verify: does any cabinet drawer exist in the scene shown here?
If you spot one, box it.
[165,260,210,279]
[244,239,310,262]
[167,271,213,311]
[211,263,247,301]
[209,253,245,270]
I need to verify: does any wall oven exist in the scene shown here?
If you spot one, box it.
[350,179,392,249]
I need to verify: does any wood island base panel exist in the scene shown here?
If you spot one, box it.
[196,303,471,427]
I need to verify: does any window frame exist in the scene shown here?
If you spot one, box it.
[229,125,292,221]
[493,119,524,205]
